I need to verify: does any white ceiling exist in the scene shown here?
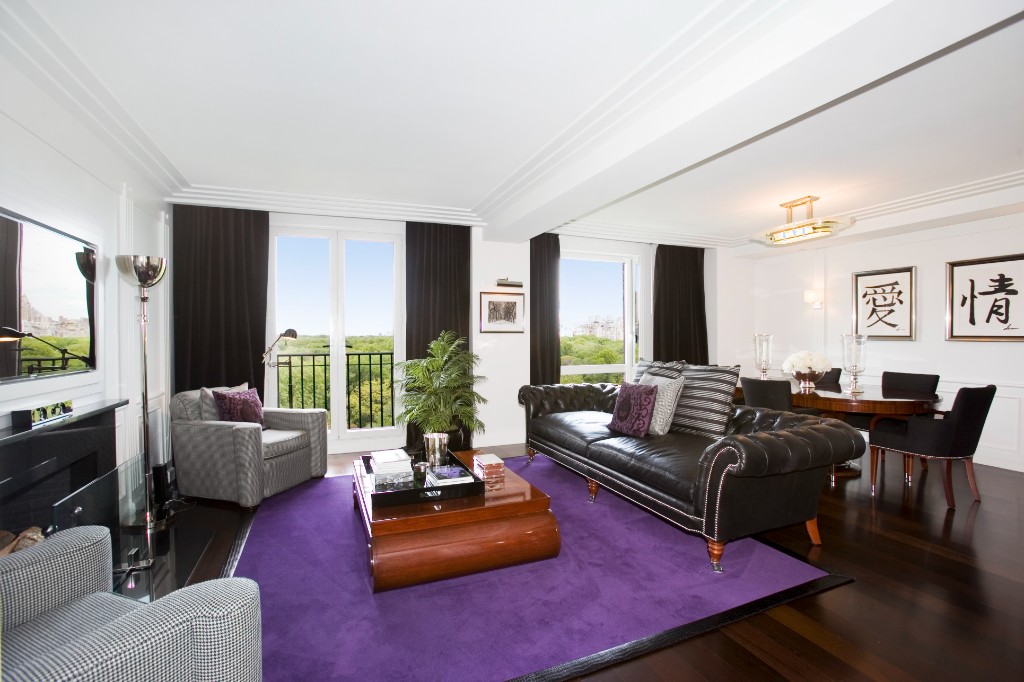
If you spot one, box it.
[4,0,1024,247]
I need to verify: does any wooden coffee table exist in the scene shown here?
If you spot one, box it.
[353,448,560,592]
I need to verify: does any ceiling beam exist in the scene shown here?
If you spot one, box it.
[479,0,1024,243]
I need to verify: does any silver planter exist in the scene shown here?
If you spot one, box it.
[423,432,449,467]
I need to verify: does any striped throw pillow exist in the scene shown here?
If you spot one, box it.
[670,365,741,438]
[632,358,686,383]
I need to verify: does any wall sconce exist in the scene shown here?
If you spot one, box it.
[804,290,824,310]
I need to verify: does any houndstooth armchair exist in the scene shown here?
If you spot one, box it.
[170,386,328,508]
[0,526,261,682]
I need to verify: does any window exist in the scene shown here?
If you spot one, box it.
[267,216,404,453]
[559,253,639,383]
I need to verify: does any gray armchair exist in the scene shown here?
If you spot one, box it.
[0,526,261,682]
[170,387,328,508]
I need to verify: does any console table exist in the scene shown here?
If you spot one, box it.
[0,399,127,533]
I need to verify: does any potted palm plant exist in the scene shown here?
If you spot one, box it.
[396,330,486,464]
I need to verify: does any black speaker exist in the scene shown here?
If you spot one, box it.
[152,464,170,506]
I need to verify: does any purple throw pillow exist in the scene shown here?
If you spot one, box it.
[608,382,658,438]
[213,387,265,427]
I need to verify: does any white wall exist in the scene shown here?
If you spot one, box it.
[471,228,530,448]
[715,212,1024,472]
[0,53,169,464]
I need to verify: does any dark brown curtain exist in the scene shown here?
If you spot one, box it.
[172,205,269,400]
[0,217,22,377]
[405,222,471,451]
[653,244,709,364]
[530,233,560,385]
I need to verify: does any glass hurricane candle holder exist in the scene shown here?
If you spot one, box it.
[753,334,773,380]
[841,334,868,395]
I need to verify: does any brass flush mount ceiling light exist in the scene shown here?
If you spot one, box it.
[758,195,853,245]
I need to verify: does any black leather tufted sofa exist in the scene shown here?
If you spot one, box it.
[518,383,865,571]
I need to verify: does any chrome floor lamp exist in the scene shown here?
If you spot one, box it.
[116,255,167,571]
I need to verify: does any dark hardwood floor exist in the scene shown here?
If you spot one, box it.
[178,446,1023,681]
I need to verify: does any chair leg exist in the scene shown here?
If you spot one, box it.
[904,454,914,485]
[869,446,880,495]
[965,459,982,503]
[941,459,956,508]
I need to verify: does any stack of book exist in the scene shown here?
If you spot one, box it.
[473,453,505,490]
[472,453,504,479]
[369,449,413,489]
[425,465,474,487]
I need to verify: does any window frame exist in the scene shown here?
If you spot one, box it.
[558,238,653,383]
[268,214,406,454]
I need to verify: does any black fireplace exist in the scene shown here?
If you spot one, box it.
[0,399,126,534]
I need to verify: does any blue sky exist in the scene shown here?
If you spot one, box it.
[277,241,621,338]
[276,237,393,336]
[560,258,624,332]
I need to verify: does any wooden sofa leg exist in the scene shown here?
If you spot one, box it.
[707,540,725,573]
[805,517,822,545]
[586,478,599,503]
[527,447,536,463]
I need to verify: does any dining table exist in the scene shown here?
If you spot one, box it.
[739,378,942,477]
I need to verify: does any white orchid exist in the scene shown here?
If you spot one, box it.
[781,350,832,373]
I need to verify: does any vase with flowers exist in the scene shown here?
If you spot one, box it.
[782,351,832,391]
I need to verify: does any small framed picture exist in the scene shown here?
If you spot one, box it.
[946,253,1024,341]
[853,266,916,340]
[480,291,525,333]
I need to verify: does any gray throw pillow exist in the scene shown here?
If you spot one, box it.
[200,383,248,420]
[670,365,740,438]
[639,373,686,436]
[632,358,685,383]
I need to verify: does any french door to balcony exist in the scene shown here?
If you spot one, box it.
[266,218,405,454]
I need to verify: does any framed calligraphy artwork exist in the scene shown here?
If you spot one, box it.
[853,267,916,340]
[946,253,1024,341]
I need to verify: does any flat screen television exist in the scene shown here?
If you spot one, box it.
[0,206,97,384]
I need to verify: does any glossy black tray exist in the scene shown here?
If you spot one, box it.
[359,453,485,507]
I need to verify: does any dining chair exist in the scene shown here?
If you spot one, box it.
[739,378,792,411]
[739,378,821,416]
[815,368,842,386]
[868,385,996,508]
[846,371,941,430]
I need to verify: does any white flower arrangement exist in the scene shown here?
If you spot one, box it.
[781,350,832,373]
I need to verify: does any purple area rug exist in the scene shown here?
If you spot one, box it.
[233,455,847,681]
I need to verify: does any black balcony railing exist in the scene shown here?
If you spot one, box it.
[275,351,394,429]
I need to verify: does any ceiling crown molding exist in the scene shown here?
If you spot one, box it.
[556,220,736,249]
[169,185,485,226]
[847,169,1024,222]
[0,2,187,195]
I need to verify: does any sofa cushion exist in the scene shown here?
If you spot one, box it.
[262,429,310,459]
[608,382,658,437]
[671,364,741,438]
[530,411,616,454]
[632,358,685,383]
[639,373,686,436]
[587,431,715,503]
[198,383,248,420]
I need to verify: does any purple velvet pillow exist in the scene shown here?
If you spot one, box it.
[213,387,265,427]
[608,382,658,437]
